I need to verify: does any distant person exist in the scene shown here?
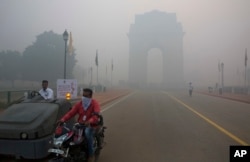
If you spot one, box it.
[39,80,54,100]
[189,82,193,97]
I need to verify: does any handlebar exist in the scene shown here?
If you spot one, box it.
[74,123,88,129]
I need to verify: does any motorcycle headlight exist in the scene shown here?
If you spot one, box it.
[54,134,68,147]
[65,92,71,100]
[20,132,28,139]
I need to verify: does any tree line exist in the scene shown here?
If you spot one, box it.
[0,31,77,86]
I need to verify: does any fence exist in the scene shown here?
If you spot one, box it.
[205,86,250,95]
[0,83,108,109]
[0,90,32,109]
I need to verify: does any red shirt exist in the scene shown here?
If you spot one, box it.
[61,99,100,125]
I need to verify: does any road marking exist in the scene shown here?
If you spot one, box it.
[162,91,249,146]
[101,92,136,113]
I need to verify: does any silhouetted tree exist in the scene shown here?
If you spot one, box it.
[22,31,77,83]
[0,50,22,86]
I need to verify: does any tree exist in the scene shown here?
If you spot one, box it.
[0,50,22,86]
[22,31,77,83]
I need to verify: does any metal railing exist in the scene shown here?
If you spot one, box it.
[0,90,32,108]
[0,84,108,109]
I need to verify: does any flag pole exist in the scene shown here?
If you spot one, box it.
[90,67,93,86]
[95,50,99,85]
[97,66,98,85]
[106,64,107,87]
[221,62,224,94]
[245,48,248,92]
[111,59,113,87]
[245,64,247,90]
[111,70,112,87]
[218,60,220,91]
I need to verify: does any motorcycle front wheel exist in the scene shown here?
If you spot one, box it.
[48,157,74,162]
[48,158,64,162]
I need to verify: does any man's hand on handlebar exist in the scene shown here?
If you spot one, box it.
[84,120,91,126]
[79,121,90,127]
[56,120,64,126]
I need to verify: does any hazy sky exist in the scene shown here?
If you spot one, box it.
[1,0,250,87]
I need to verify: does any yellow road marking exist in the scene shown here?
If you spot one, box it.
[163,92,249,146]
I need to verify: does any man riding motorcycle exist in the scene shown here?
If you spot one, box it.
[57,88,100,162]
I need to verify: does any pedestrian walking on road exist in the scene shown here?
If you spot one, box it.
[189,82,193,97]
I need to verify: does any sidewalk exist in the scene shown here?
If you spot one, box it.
[197,91,250,104]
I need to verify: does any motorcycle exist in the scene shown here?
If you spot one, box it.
[48,115,106,162]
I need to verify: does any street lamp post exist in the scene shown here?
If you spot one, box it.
[221,62,224,93]
[63,30,69,79]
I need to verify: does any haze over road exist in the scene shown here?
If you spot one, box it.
[99,90,250,162]
[1,90,249,162]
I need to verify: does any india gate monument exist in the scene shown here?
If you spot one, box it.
[128,10,184,89]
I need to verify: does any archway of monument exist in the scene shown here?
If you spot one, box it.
[128,10,184,89]
[147,48,163,88]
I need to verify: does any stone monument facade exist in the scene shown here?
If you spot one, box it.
[128,10,184,89]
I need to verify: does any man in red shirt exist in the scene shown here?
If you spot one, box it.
[58,88,100,162]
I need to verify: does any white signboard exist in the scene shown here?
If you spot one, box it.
[57,79,77,99]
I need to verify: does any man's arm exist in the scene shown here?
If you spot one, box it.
[60,101,81,122]
[47,88,54,100]
[88,99,101,124]
[38,89,46,99]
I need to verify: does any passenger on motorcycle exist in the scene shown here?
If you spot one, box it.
[57,88,100,162]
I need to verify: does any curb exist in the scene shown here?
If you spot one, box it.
[197,91,250,104]
[70,91,131,107]
[99,92,131,106]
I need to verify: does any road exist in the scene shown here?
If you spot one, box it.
[98,90,250,162]
[1,90,250,162]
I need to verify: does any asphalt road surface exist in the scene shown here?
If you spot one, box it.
[98,90,250,162]
[1,90,250,162]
